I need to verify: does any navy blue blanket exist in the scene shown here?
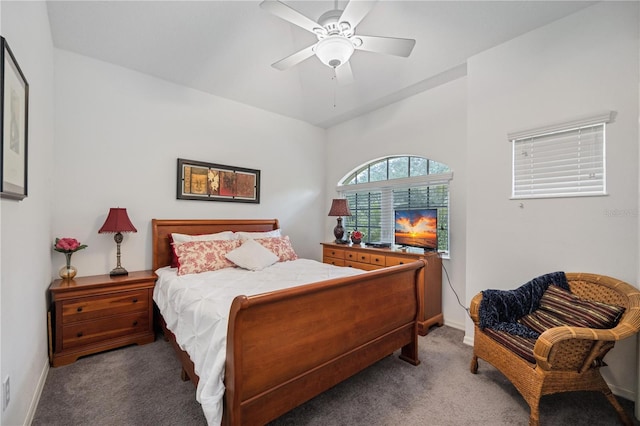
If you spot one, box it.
[479,271,569,338]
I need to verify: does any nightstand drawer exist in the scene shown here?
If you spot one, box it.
[62,312,150,350]
[385,256,412,267]
[61,289,148,324]
[324,258,345,267]
[345,251,359,261]
[323,247,345,259]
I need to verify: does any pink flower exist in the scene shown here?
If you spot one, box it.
[352,231,363,239]
[53,237,87,253]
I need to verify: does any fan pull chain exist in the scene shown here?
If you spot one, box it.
[333,69,338,108]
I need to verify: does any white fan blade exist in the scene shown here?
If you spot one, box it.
[260,0,321,34]
[339,0,377,29]
[335,61,354,86]
[271,44,316,70]
[354,35,416,57]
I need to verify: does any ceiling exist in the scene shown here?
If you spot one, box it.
[46,1,594,128]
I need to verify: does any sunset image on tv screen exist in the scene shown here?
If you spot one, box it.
[394,209,437,249]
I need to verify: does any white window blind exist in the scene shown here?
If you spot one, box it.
[510,113,611,199]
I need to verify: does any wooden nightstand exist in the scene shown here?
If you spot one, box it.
[48,270,156,367]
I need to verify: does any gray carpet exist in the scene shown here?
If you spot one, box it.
[32,326,638,425]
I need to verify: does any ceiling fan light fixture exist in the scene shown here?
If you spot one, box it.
[314,35,354,68]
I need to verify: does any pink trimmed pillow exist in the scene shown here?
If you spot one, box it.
[255,236,298,262]
[169,231,236,268]
[175,239,241,276]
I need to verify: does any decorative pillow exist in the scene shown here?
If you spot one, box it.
[537,284,625,329]
[235,229,281,241]
[518,308,583,335]
[169,231,236,268]
[171,231,236,244]
[225,239,279,271]
[175,239,241,276]
[168,234,180,268]
[255,236,298,262]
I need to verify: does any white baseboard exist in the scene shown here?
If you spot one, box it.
[443,319,465,331]
[23,359,49,425]
[609,383,635,402]
[462,334,474,346]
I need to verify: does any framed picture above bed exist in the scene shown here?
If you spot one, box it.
[1,37,29,201]
[177,158,260,203]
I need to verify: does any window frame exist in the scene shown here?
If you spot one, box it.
[337,156,452,256]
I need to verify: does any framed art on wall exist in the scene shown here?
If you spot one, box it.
[1,37,29,201]
[177,158,260,203]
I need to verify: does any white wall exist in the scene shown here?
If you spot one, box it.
[2,2,639,423]
[0,1,54,425]
[325,76,469,330]
[466,1,639,398]
[52,50,327,278]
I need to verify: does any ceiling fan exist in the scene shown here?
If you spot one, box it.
[260,0,416,85]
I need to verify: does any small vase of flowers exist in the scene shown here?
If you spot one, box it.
[351,230,363,245]
[54,237,87,279]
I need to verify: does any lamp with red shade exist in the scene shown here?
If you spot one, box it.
[98,208,137,276]
[327,198,351,244]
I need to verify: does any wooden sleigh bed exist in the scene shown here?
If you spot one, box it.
[151,218,425,425]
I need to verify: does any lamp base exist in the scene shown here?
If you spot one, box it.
[333,217,345,243]
[109,266,129,276]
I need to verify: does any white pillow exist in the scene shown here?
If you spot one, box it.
[171,231,236,244]
[235,229,281,240]
[225,239,279,271]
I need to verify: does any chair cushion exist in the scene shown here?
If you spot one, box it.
[483,328,537,364]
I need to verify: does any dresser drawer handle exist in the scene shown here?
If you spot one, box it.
[399,261,404,265]
[77,332,83,338]
[133,320,138,326]
[132,298,138,303]
[375,258,380,262]
[360,256,366,260]
[76,307,83,312]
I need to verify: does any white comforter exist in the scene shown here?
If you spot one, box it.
[153,259,364,425]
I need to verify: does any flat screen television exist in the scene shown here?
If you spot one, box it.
[394,208,438,250]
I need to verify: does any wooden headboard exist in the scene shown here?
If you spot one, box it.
[151,219,280,271]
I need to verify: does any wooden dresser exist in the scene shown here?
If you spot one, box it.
[48,270,156,367]
[321,242,443,335]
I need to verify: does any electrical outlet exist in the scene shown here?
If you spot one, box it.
[2,376,9,411]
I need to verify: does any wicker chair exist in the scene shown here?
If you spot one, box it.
[469,272,640,426]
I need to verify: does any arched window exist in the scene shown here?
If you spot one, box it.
[337,156,452,254]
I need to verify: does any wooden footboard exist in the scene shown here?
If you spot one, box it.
[224,261,424,425]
